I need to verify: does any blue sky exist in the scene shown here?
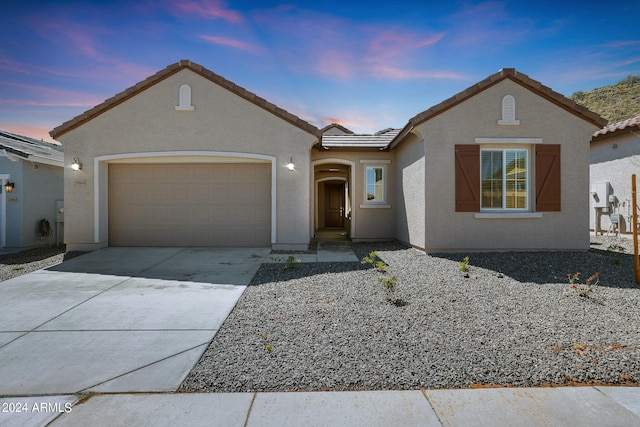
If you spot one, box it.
[1,0,639,142]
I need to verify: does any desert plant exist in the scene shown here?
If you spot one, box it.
[379,275,398,302]
[459,256,470,272]
[259,332,272,352]
[361,251,388,272]
[567,271,600,298]
[283,255,301,270]
[606,243,624,265]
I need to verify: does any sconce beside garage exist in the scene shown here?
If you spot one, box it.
[71,157,82,171]
[286,157,295,171]
[4,182,14,193]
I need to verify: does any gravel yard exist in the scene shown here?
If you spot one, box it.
[0,246,68,282]
[180,235,640,392]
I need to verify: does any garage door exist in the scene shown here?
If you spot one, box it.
[108,163,271,246]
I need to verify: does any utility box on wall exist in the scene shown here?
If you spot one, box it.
[591,182,610,208]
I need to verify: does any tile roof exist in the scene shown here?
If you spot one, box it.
[320,123,354,135]
[390,68,608,149]
[592,115,640,140]
[50,60,320,139]
[0,129,64,166]
[321,128,400,150]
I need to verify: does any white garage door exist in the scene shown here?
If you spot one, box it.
[108,163,271,246]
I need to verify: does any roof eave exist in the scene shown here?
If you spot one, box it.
[402,68,607,133]
[591,124,640,143]
[51,60,320,140]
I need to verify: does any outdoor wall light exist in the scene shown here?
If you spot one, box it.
[286,157,295,171]
[71,157,82,171]
[4,182,14,193]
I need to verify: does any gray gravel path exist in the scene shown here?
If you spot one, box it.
[0,246,66,282]
[180,235,640,392]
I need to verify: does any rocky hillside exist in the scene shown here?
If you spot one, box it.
[570,75,640,125]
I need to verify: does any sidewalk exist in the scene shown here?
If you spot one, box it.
[2,386,639,426]
[264,241,359,264]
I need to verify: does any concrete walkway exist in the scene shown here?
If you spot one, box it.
[2,245,640,426]
[264,241,359,264]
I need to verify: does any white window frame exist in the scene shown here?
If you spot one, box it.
[360,160,390,208]
[480,147,529,211]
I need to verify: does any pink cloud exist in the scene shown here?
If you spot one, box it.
[169,0,243,23]
[556,56,640,82]
[602,40,640,48]
[368,31,444,60]
[199,35,263,54]
[0,124,58,143]
[0,57,32,75]
[251,6,455,82]
[370,65,467,80]
[31,17,102,59]
[0,82,103,107]
[314,50,358,79]
[446,2,535,47]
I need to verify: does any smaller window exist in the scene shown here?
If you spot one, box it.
[498,95,519,125]
[365,166,385,203]
[175,84,194,111]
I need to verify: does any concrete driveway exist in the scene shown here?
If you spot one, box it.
[0,247,269,396]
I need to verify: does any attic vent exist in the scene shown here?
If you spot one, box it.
[175,84,194,111]
[498,95,519,125]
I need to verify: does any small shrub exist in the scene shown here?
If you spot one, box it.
[567,271,599,298]
[459,256,470,272]
[259,332,272,352]
[12,265,25,271]
[379,275,398,302]
[283,255,301,270]
[361,251,388,272]
[606,244,624,265]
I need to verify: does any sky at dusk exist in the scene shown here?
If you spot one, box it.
[1,0,639,142]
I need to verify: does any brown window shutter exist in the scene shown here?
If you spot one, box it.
[535,144,561,211]
[455,145,480,212]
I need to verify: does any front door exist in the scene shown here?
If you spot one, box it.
[325,183,344,228]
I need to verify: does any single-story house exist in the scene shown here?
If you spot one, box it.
[0,129,64,250]
[50,60,606,252]
[590,116,640,235]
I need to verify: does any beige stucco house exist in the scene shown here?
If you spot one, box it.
[51,61,605,252]
[590,116,640,235]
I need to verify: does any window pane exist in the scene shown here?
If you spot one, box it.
[366,167,384,201]
[481,151,502,208]
[505,150,527,209]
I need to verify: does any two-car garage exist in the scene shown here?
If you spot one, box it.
[107,162,271,247]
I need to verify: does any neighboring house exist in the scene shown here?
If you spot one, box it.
[50,61,605,252]
[590,116,640,235]
[0,130,64,250]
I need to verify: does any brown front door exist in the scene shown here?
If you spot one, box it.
[325,183,344,228]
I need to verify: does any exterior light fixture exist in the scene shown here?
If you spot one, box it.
[286,157,295,171]
[4,182,14,193]
[71,157,82,171]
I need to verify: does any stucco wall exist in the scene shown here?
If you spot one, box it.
[1,158,22,248]
[21,163,64,247]
[311,150,395,240]
[393,132,425,248]
[56,68,317,251]
[590,133,640,233]
[416,79,598,251]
